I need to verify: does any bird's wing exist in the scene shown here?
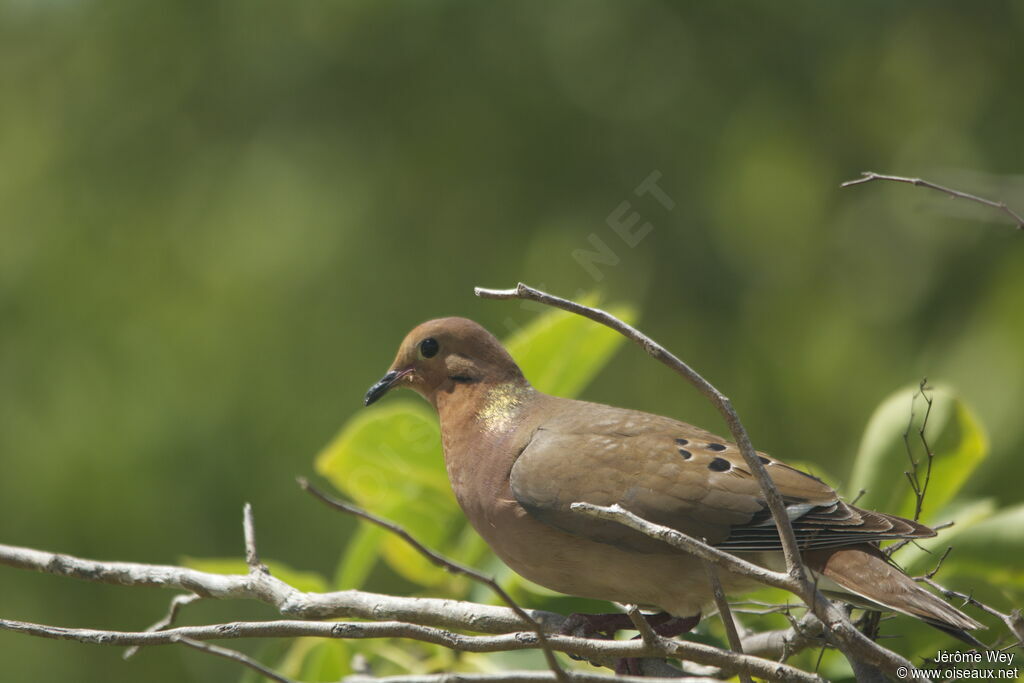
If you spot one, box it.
[509,400,933,554]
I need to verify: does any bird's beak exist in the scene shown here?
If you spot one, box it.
[364,368,412,406]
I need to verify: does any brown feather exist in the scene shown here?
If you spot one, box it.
[368,317,985,640]
[805,545,984,644]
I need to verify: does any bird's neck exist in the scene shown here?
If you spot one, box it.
[435,378,535,440]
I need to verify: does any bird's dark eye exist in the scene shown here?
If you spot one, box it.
[419,338,439,358]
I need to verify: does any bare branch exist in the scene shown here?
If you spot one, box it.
[917,577,1024,644]
[740,614,825,662]
[0,616,825,683]
[924,547,953,581]
[573,503,798,594]
[0,540,563,631]
[298,477,567,682]
[841,171,1024,230]
[171,635,296,683]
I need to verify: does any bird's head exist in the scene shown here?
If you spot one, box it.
[364,317,524,408]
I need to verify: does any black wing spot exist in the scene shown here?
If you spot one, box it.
[759,456,771,464]
[678,448,692,460]
[675,438,689,446]
[708,457,731,472]
[706,443,727,451]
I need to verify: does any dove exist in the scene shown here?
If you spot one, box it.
[364,317,982,643]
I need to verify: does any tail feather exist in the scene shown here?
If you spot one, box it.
[804,544,984,646]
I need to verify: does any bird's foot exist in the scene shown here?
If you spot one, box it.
[559,610,700,640]
[559,612,636,639]
[616,613,700,675]
[614,657,647,676]
[560,611,701,671]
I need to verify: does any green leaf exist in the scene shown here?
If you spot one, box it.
[181,557,328,594]
[918,503,1024,584]
[847,384,988,523]
[296,639,350,682]
[315,401,462,587]
[276,638,350,682]
[505,296,636,398]
[333,523,385,589]
[315,401,450,505]
[895,497,997,575]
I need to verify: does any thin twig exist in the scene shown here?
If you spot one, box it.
[924,547,953,580]
[703,561,752,683]
[0,616,825,683]
[841,171,1024,230]
[901,379,936,522]
[617,604,672,677]
[621,604,660,649]
[243,503,270,575]
[123,592,201,660]
[917,577,1024,644]
[886,520,953,557]
[171,635,297,683]
[297,477,568,683]
[571,504,792,593]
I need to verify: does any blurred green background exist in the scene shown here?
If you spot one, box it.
[2,2,1023,681]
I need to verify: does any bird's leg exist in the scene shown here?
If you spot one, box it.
[559,612,647,668]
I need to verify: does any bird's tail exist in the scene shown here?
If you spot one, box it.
[803,544,985,646]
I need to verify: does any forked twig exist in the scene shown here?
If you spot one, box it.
[123,592,201,660]
[902,379,936,522]
[917,577,1024,645]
